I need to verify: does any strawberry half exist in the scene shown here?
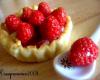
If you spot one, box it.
[51,7,67,27]
[40,15,62,42]
[28,10,45,26]
[17,22,36,46]
[38,2,51,17]
[5,14,21,33]
[20,7,33,22]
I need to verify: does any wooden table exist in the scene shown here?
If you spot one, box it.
[0,0,100,80]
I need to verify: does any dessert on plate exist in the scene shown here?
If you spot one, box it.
[0,2,73,62]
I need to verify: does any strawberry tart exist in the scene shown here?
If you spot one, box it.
[0,2,73,62]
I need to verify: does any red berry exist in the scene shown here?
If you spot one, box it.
[5,14,21,33]
[40,15,61,42]
[28,10,45,26]
[68,37,98,66]
[51,7,67,27]
[20,7,33,22]
[17,22,35,46]
[38,2,51,17]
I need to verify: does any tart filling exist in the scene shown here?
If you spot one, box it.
[0,4,73,62]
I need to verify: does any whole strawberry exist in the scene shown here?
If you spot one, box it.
[17,22,35,46]
[38,2,51,17]
[5,14,21,33]
[51,7,67,27]
[28,10,45,26]
[40,15,61,42]
[20,7,33,22]
[68,37,98,66]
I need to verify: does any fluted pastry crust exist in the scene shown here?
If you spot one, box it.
[0,6,73,62]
